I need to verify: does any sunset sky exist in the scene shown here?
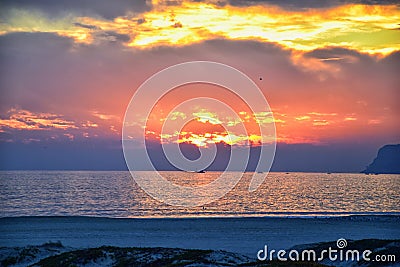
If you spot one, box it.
[0,0,399,171]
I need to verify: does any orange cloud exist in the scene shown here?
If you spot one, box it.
[344,117,357,121]
[0,108,120,143]
[91,111,120,121]
[0,108,78,131]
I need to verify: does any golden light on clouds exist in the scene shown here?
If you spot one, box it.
[0,108,78,131]
[193,111,222,125]
[1,1,399,56]
[0,104,386,145]
[145,108,274,147]
[0,108,112,142]
[144,106,372,146]
[176,132,263,147]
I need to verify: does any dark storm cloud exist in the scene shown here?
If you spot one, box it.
[0,0,150,20]
[1,31,397,118]
[0,32,72,113]
[0,31,132,115]
[304,47,373,64]
[380,50,400,66]
[73,22,100,30]
[95,31,131,43]
[137,18,146,24]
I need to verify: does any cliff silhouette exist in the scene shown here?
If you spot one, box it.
[362,144,400,174]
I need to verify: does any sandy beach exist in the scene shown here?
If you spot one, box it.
[1,215,399,257]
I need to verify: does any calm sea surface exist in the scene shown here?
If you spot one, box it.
[0,171,399,218]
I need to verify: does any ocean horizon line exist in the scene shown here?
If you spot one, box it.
[2,212,400,220]
[0,170,375,174]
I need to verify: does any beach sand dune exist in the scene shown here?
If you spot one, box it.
[1,239,399,266]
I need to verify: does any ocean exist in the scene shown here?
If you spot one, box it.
[1,171,399,218]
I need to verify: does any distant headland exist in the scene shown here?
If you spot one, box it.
[362,144,400,174]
